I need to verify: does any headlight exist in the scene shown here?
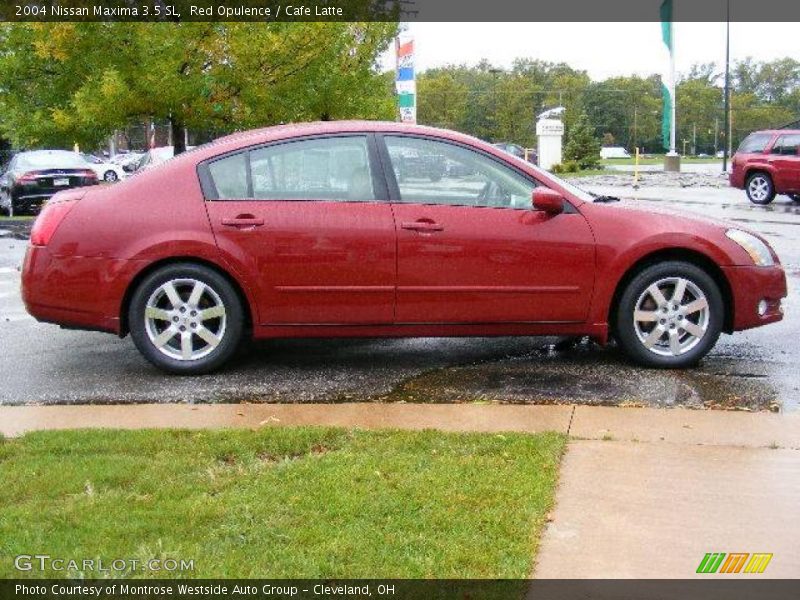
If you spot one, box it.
[725,229,775,267]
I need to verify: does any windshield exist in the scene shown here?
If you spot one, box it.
[16,151,87,170]
[737,133,772,154]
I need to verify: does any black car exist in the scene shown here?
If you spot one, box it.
[0,150,98,216]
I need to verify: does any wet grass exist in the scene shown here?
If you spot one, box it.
[0,427,565,579]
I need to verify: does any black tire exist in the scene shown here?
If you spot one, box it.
[789,194,800,203]
[615,261,723,368]
[103,170,118,182]
[745,172,775,205]
[128,263,244,374]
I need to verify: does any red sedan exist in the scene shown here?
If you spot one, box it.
[22,122,787,374]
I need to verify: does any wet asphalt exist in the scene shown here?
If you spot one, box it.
[0,184,798,411]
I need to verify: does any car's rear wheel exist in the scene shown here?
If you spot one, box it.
[129,263,244,374]
[615,261,723,368]
[103,170,118,182]
[745,172,775,205]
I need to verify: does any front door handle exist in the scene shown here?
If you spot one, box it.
[401,220,444,233]
[222,214,264,228]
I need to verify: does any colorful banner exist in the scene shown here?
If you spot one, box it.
[395,33,416,124]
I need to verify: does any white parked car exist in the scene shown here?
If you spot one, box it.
[600,146,632,159]
[80,153,126,182]
[110,152,144,173]
[135,146,195,172]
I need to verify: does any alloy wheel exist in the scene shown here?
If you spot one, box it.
[632,277,710,357]
[747,175,771,203]
[144,278,227,361]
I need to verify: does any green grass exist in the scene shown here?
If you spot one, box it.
[0,215,34,221]
[0,427,566,579]
[600,155,721,166]
[560,168,609,178]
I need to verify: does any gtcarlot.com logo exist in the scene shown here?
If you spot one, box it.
[696,552,772,574]
[14,554,195,573]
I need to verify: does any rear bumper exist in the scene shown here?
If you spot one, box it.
[22,245,145,335]
[722,264,787,331]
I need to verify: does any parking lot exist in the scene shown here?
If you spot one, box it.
[1,184,798,411]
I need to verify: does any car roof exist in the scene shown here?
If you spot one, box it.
[17,149,77,157]
[208,121,486,155]
[749,129,800,136]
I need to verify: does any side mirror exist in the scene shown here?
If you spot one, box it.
[532,187,565,215]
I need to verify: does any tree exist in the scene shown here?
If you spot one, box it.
[0,22,397,154]
[564,112,601,169]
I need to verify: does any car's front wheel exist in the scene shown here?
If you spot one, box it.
[745,172,775,205]
[128,263,244,374]
[615,261,723,368]
[103,170,119,182]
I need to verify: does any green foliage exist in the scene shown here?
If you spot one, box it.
[550,160,579,174]
[564,113,600,169]
[0,22,397,151]
[416,56,800,155]
[0,427,566,578]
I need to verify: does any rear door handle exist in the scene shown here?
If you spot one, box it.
[401,220,444,232]
[221,215,264,228]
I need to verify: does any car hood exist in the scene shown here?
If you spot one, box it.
[594,198,762,238]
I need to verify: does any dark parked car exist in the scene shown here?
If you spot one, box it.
[0,150,98,216]
[494,142,538,165]
[22,122,786,374]
[730,130,800,205]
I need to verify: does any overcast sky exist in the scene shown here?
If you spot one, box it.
[380,22,798,80]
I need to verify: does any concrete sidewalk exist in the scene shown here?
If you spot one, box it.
[1,402,798,578]
[534,440,800,578]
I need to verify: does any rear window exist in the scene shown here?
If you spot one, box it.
[16,151,87,170]
[736,133,772,154]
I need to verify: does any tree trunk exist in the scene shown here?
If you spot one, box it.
[171,117,186,155]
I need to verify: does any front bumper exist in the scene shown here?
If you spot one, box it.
[721,264,787,331]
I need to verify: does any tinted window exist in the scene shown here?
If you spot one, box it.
[769,134,800,156]
[737,133,771,154]
[208,153,248,198]
[385,136,536,209]
[249,136,375,201]
[16,151,87,170]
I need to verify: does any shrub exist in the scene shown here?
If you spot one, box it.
[564,112,601,169]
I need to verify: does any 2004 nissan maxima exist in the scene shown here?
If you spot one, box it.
[22,122,787,374]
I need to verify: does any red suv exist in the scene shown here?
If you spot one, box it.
[730,130,800,204]
[22,122,786,374]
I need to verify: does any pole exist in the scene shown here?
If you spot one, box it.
[722,0,731,172]
[714,117,719,155]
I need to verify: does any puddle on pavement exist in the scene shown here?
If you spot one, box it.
[0,220,34,241]
[370,340,780,412]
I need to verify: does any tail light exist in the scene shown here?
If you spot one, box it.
[16,171,41,183]
[79,169,98,181]
[30,199,78,246]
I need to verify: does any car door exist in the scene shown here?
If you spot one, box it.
[203,134,396,325]
[767,134,800,191]
[379,135,595,324]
